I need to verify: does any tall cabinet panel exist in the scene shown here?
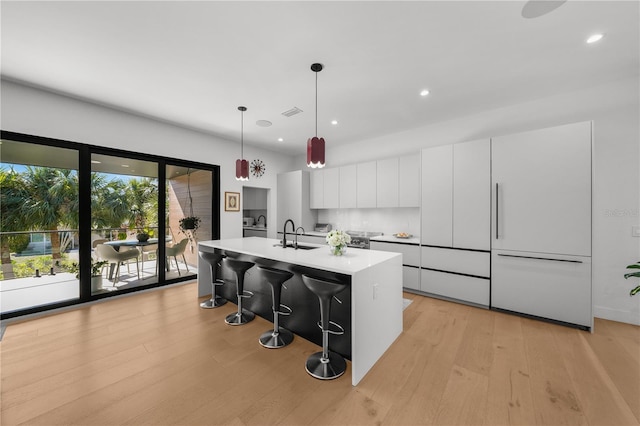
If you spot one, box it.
[309,170,323,209]
[453,139,491,250]
[421,145,453,247]
[492,122,592,256]
[277,170,317,231]
[491,121,592,328]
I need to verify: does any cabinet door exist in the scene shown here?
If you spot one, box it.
[491,250,591,327]
[277,172,296,226]
[492,121,592,256]
[376,157,399,208]
[310,170,323,209]
[242,187,255,210]
[399,154,420,207]
[339,165,357,208]
[323,167,340,209]
[403,266,420,291]
[453,139,491,250]
[356,161,377,208]
[421,269,490,307]
[421,145,453,246]
[255,188,267,209]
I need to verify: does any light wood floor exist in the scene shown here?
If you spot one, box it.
[1,281,638,425]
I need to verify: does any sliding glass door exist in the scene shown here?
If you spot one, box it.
[0,131,219,319]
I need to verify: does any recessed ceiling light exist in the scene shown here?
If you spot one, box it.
[586,33,604,44]
[277,138,283,142]
[420,89,430,97]
[256,120,272,127]
[331,120,338,125]
[121,164,130,168]
[91,160,101,164]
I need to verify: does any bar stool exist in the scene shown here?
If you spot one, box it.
[257,266,294,348]
[198,251,227,309]
[223,258,256,325]
[301,274,348,380]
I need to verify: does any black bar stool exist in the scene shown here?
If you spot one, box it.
[257,266,294,348]
[223,258,256,325]
[198,251,227,309]
[301,274,348,380]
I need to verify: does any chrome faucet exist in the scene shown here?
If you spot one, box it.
[282,219,295,248]
[294,226,305,249]
[257,215,266,226]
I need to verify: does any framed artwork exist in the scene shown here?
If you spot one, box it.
[224,191,240,212]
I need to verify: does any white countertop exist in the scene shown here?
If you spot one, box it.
[199,237,400,275]
[243,226,267,231]
[275,230,327,237]
[370,234,421,245]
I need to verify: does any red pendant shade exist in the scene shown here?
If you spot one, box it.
[236,158,249,181]
[307,136,325,168]
[235,106,249,181]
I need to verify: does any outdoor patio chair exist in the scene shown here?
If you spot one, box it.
[166,238,189,276]
[95,243,140,283]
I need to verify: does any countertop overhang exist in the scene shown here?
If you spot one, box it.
[199,237,401,275]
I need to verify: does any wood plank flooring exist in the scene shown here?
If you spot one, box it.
[1,281,638,425]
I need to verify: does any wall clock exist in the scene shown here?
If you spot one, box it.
[251,159,266,178]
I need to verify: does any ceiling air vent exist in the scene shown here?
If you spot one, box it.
[281,107,303,117]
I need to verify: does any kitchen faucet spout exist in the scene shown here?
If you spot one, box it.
[282,219,295,248]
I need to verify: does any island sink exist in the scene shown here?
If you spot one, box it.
[272,243,320,250]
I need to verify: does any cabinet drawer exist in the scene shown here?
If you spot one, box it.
[491,251,592,327]
[421,269,489,307]
[403,266,420,291]
[370,241,420,267]
[421,246,490,278]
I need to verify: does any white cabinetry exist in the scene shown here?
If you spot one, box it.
[243,187,268,210]
[323,167,340,209]
[398,154,420,207]
[421,145,453,246]
[277,170,317,231]
[356,161,377,208]
[310,171,323,209]
[371,240,420,291]
[376,157,399,208]
[420,139,491,307]
[339,165,357,209]
[491,121,592,328]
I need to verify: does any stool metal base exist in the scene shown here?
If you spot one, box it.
[259,327,294,348]
[305,351,346,380]
[200,296,227,309]
[225,309,255,325]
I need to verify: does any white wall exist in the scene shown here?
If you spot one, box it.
[297,77,640,326]
[0,80,296,240]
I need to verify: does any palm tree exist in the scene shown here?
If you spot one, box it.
[126,178,158,233]
[90,173,130,230]
[0,168,28,279]
[21,167,78,261]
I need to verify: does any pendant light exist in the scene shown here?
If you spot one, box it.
[235,106,249,181]
[307,63,326,168]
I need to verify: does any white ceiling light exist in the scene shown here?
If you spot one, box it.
[91,160,101,164]
[331,120,338,125]
[586,33,604,44]
[420,89,430,97]
[277,138,283,142]
[256,120,272,127]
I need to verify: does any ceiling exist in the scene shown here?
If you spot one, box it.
[1,1,638,156]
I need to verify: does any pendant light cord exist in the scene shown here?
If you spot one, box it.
[315,71,318,137]
[241,108,244,159]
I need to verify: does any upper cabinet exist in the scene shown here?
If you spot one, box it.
[376,157,399,208]
[357,161,377,208]
[398,154,420,207]
[309,153,420,210]
[339,165,357,209]
[421,139,491,250]
[277,170,317,231]
[243,186,268,210]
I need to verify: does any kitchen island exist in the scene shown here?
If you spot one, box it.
[198,237,403,385]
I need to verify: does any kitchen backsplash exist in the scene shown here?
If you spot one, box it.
[317,208,420,237]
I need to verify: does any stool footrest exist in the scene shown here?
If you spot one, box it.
[239,290,254,298]
[316,320,345,335]
[277,303,292,316]
[214,279,225,286]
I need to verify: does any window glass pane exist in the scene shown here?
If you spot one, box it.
[1,139,80,314]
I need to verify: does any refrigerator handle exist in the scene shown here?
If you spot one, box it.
[495,183,499,239]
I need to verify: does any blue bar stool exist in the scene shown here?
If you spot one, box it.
[301,274,347,380]
[257,266,294,348]
[223,258,256,325]
[198,251,227,309]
